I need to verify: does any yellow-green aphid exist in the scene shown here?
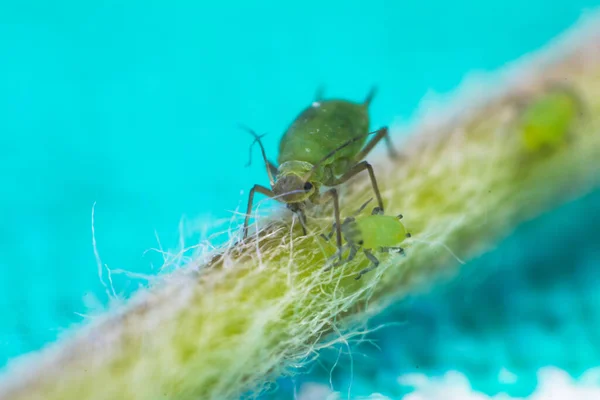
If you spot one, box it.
[242,87,398,256]
[322,198,411,280]
[516,83,585,154]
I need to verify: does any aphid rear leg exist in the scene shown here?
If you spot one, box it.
[355,126,399,161]
[243,185,277,240]
[326,161,385,213]
[355,250,380,280]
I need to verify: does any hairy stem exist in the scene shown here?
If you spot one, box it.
[1,12,600,400]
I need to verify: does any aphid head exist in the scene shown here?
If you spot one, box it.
[340,218,362,246]
[272,173,315,203]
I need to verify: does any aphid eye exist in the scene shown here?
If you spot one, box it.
[358,240,364,245]
[303,182,313,191]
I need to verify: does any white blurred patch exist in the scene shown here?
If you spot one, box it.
[297,383,334,400]
[297,383,393,400]
[396,366,600,400]
[498,368,518,384]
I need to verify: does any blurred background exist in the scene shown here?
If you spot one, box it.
[1,1,599,398]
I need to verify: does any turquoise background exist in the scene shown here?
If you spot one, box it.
[0,0,599,397]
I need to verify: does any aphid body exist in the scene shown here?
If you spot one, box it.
[516,84,584,153]
[243,88,397,255]
[323,199,410,280]
[278,99,370,176]
[343,214,408,250]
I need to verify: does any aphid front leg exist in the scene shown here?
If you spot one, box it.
[297,209,308,235]
[355,249,380,280]
[346,245,358,263]
[326,161,385,213]
[355,126,399,160]
[320,221,337,242]
[243,184,277,240]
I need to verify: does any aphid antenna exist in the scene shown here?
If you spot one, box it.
[363,86,378,107]
[239,124,276,187]
[352,198,373,217]
[271,189,308,202]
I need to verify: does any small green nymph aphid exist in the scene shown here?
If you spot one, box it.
[322,198,411,280]
[515,82,585,154]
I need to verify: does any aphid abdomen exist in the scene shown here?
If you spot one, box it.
[278,100,369,165]
[355,215,406,250]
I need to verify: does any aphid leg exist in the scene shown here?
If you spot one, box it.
[355,126,399,160]
[324,243,350,271]
[355,250,380,280]
[243,184,277,240]
[296,209,308,235]
[326,161,385,213]
[346,245,358,263]
[320,221,337,242]
[313,188,343,259]
[371,207,384,215]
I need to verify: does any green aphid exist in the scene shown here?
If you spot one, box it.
[242,87,398,255]
[322,198,411,280]
[516,83,584,154]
